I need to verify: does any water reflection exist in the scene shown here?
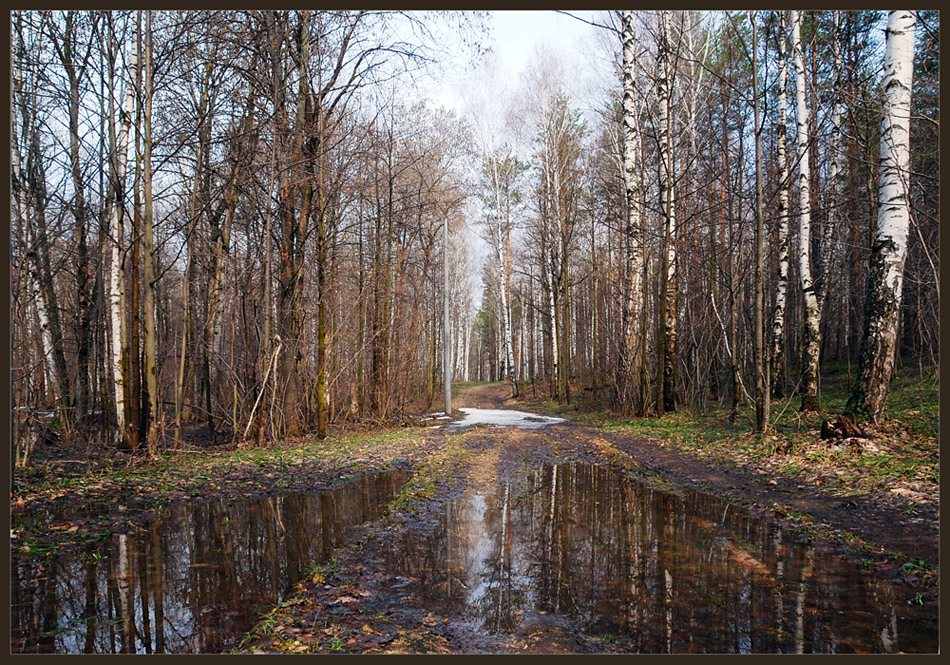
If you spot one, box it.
[388,463,937,653]
[11,470,406,654]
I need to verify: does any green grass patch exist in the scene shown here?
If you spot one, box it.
[388,434,471,514]
[544,361,938,500]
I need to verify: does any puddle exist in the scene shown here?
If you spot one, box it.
[10,470,406,654]
[387,462,937,653]
[448,407,565,430]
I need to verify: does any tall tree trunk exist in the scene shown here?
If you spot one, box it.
[109,25,137,445]
[728,129,742,424]
[547,245,559,398]
[819,11,846,332]
[34,143,73,413]
[770,11,791,399]
[128,17,143,449]
[791,10,821,412]
[558,168,571,404]
[503,221,516,397]
[589,188,600,394]
[357,206,366,414]
[173,253,191,445]
[142,11,159,455]
[59,10,93,423]
[13,13,72,415]
[847,11,916,422]
[444,215,453,414]
[618,9,644,415]
[13,137,60,410]
[656,10,677,415]
[751,11,769,432]
[129,117,142,450]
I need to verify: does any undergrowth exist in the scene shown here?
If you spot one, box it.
[518,360,938,496]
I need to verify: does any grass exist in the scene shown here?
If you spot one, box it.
[387,433,472,514]
[14,426,429,503]
[524,360,938,499]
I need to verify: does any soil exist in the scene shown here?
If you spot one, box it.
[10,383,939,654]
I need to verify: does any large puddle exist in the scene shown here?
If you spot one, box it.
[10,470,406,654]
[386,462,937,653]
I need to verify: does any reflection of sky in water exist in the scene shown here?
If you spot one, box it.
[389,463,938,653]
[11,471,405,654]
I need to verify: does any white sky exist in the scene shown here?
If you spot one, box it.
[423,10,610,115]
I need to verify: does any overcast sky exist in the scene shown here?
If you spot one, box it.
[422,10,611,115]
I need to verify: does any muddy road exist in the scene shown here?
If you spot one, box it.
[237,383,938,654]
[11,383,938,654]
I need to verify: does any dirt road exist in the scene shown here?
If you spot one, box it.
[241,382,938,654]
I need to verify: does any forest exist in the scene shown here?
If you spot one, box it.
[10,9,938,458]
[9,9,939,655]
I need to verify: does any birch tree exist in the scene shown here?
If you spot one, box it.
[617,9,645,415]
[770,10,791,399]
[12,12,73,415]
[108,17,138,443]
[790,10,821,412]
[847,11,917,422]
[478,149,526,397]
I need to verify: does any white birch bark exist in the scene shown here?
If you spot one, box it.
[770,10,791,396]
[12,131,58,401]
[791,10,821,411]
[542,146,560,389]
[848,11,916,422]
[548,259,559,387]
[820,11,845,314]
[487,159,515,391]
[109,34,138,438]
[500,266,514,385]
[462,309,471,383]
[618,9,644,412]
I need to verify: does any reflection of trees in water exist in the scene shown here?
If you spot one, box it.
[472,484,530,632]
[458,462,928,653]
[10,472,400,653]
[9,468,930,653]
[515,464,642,628]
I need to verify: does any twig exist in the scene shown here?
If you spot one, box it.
[709,293,754,407]
[243,335,282,440]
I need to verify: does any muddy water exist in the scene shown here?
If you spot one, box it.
[10,470,406,654]
[388,463,937,653]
